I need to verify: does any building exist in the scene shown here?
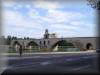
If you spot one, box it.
[44,29,57,39]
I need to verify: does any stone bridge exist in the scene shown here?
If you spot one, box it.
[10,37,97,51]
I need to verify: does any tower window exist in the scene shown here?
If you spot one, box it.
[44,41,46,46]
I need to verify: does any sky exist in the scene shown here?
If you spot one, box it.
[2,0,97,38]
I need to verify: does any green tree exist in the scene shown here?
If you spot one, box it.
[51,40,75,51]
[6,36,12,45]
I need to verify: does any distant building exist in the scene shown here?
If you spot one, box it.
[49,33,57,38]
[44,29,57,39]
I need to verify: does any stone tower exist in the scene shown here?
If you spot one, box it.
[44,29,49,39]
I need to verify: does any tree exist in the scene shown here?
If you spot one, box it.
[87,0,100,10]
[6,36,12,45]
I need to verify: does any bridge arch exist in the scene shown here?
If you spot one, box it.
[26,41,39,50]
[27,41,39,47]
[12,41,21,51]
[51,40,75,51]
[86,43,93,50]
[13,41,21,46]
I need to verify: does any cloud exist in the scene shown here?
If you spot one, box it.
[38,8,86,25]
[2,8,44,38]
[51,9,84,18]
[51,24,78,30]
[28,9,40,19]
[33,1,60,10]
[70,21,83,26]
[3,8,43,28]
[2,0,16,7]
[2,0,96,38]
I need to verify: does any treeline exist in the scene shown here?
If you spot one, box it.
[6,35,33,45]
[6,36,31,40]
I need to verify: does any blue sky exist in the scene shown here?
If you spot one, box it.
[2,0,97,38]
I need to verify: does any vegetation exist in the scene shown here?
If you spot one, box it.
[51,40,76,51]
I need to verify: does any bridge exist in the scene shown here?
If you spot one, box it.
[3,29,97,52]
[8,37,96,52]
